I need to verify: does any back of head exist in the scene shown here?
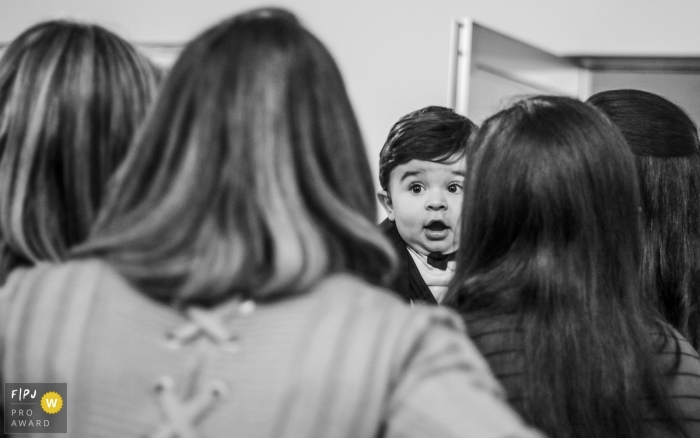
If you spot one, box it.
[588,89,700,348]
[77,8,394,305]
[587,89,698,157]
[378,106,476,191]
[0,20,159,280]
[445,95,682,438]
[451,95,641,303]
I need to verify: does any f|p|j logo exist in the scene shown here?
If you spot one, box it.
[4,383,67,434]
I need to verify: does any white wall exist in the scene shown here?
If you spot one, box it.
[2,0,700,180]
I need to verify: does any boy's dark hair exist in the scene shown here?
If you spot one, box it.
[378,106,476,191]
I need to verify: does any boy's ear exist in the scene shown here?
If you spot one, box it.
[377,190,395,221]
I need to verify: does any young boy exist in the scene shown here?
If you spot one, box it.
[378,106,476,304]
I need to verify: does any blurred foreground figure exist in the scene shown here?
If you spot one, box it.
[0,20,160,284]
[445,95,700,438]
[0,8,543,438]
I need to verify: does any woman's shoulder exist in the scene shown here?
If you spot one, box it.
[310,273,466,333]
[648,322,700,384]
[646,321,700,434]
[3,258,116,285]
[648,320,699,358]
[0,259,132,321]
[305,274,496,376]
[3,258,120,293]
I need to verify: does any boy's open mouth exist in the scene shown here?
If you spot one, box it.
[425,221,448,232]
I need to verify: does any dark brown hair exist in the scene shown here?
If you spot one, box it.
[445,95,685,438]
[589,89,700,349]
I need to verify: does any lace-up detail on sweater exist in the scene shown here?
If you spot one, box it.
[164,300,256,351]
[149,376,229,438]
[149,299,255,437]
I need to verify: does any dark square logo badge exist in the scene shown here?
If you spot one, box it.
[4,383,67,434]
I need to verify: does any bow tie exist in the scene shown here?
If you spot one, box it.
[427,251,456,270]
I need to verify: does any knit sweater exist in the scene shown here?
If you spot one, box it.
[0,260,543,438]
[463,313,700,438]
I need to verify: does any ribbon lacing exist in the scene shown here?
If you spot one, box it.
[148,376,228,438]
[165,299,256,350]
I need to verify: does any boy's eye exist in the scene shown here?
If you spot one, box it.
[447,183,462,193]
[409,184,423,194]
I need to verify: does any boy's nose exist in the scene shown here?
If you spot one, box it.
[426,193,447,210]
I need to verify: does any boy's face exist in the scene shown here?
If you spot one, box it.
[378,158,466,256]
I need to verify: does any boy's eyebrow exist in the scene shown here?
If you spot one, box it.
[453,170,466,177]
[399,170,423,182]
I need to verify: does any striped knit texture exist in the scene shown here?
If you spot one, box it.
[1,260,543,438]
[464,313,700,438]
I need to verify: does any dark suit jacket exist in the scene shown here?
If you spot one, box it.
[380,219,438,305]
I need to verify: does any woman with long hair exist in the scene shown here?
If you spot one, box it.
[0,9,542,438]
[444,95,700,438]
[588,89,700,349]
[0,20,160,283]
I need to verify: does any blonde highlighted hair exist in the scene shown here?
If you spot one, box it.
[75,8,395,305]
[0,20,159,282]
